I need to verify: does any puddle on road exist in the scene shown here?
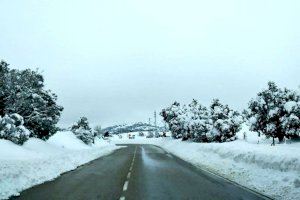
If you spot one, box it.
[141,146,161,167]
[141,146,169,168]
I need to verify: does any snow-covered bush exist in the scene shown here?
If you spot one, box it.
[208,99,243,142]
[281,88,300,139]
[71,117,94,145]
[161,99,243,143]
[0,113,30,145]
[246,82,300,143]
[186,99,212,142]
[0,60,63,140]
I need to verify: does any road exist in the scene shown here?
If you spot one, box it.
[13,144,268,200]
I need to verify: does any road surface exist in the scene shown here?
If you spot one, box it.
[13,144,269,200]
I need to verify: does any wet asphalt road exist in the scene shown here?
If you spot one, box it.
[13,144,268,200]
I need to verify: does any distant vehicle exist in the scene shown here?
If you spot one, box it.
[139,132,144,136]
[128,134,135,139]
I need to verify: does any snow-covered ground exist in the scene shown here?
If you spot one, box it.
[112,127,300,200]
[0,131,120,200]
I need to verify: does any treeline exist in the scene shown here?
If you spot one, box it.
[0,61,63,144]
[161,82,300,144]
[161,99,243,142]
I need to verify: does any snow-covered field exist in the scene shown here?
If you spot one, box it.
[0,131,120,200]
[112,128,300,200]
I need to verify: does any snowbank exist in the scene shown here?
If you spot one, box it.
[0,131,120,200]
[112,131,300,200]
[47,131,90,150]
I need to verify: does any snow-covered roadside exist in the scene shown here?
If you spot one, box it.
[112,132,300,200]
[0,131,121,200]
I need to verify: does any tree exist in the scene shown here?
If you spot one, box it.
[0,61,10,116]
[161,99,242,143]
[208,99,242,142]
[0,61,63,140]
[94,125,102,137]
[161,102,186,139]
[0,113,30,145]
[71,117,94,145]
[247,82,300,144]
[187,100,212,142]
[281,88,300,139]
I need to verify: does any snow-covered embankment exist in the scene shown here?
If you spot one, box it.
[112,131,300,200]
[0,131,121,199]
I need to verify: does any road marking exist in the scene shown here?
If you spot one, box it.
[134,146,137,154]
[119,146,138,200]
[123,181,129,191]
[127,172,131,179]
[132,146,137,162]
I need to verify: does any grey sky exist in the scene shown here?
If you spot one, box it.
[0,0,299,127]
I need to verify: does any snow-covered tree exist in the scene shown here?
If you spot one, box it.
[160,102,186,139]
[247,82,300,143]
[208,99,243,142]
[0,61,63,140]
[0,113,30,145]
[281,88,300,139]
[94,125,102,137]
[187,100,212,142]
[161,99,242,142]
[0,61,10,117]
[71,117,94,145]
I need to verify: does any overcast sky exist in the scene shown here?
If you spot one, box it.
[0,0,299,127]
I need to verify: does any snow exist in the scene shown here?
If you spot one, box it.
[0,131,120,199]
[112,127,300,200]
[284,101,297,113]
[269,108,279,117]
[249,116,257,125]
[47,131,90,150]
[0,140,41,161]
